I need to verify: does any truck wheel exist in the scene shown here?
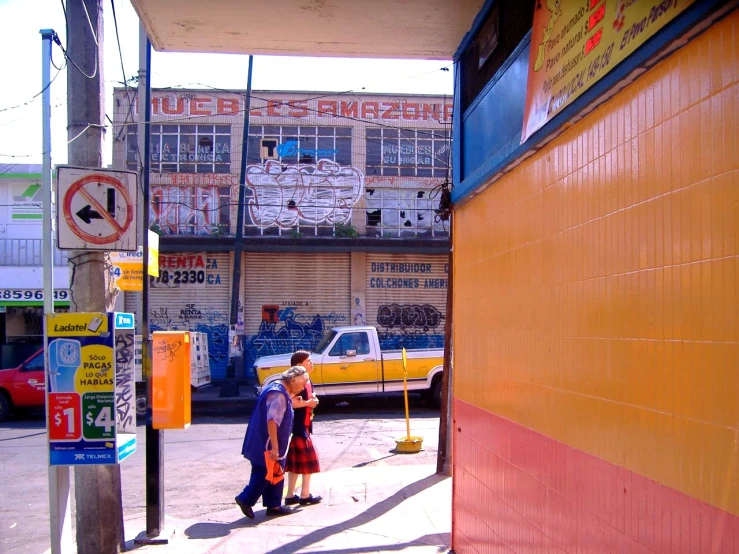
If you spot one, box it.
[431,377,442,409]
[0,392,11,422]
[136,394,147,417]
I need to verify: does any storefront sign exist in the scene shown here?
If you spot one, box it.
[46,312,137,466]
[110,232,159,292]
[277,140,338,159]
[522,0,696,142]
[369,261,448,289]
[0,288,70,306]
[135,94,453,123]
[151,253,221,287]
[11,181,42,220]
[110,251,144,292]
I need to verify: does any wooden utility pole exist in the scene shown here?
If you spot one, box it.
[66,0,125,551]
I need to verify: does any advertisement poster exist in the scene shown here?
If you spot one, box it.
[46,312,136,465]
[522,0,696,142]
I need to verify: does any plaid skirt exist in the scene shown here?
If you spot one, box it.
[285,435,320,474]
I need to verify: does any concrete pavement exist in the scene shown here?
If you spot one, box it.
[125,463,452,553]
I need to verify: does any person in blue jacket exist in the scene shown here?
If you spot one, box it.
[235,365,309,518]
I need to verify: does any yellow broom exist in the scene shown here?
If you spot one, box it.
[394,348,423,453]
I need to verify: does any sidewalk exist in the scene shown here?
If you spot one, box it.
[187,383,257,417]
[125,463,452,553]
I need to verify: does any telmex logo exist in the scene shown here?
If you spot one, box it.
[276,140,338,159]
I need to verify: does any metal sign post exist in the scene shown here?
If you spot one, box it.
[40,28,73,554]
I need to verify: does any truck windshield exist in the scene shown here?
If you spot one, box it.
[313,330,337,354]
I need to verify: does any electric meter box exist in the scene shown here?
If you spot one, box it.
[151,331,192,430]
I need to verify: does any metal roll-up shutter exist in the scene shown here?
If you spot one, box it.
[149,252,231,379]
[366,254,448,350]
[123,291,139,321]
[243,252,350,372]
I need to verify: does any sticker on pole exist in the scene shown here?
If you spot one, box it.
[56,166,138,251]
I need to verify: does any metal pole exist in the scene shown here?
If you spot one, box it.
[139,32,165,539]
[223,55,253,396]
[41,28,72,554]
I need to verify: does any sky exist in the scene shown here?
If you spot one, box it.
[0,0,454,168]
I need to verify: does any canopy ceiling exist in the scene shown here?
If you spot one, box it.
[131,0,483,59]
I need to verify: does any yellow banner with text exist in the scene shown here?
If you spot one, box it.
[522,0,696,142]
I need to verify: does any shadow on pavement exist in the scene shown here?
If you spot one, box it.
[182,505,306,539]
[178,473,448,552]
[268,472,446,554]
[290,534,452,554]
[0,430,46,441]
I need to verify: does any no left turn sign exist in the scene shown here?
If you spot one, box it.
[57,166,138,251]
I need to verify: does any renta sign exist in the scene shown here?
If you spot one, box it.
[133,94,453,122]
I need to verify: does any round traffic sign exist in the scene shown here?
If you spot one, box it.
[62,174,134,246]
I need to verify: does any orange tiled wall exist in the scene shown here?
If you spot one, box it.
[453,10,738,551]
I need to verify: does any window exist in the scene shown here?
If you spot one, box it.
[243,126,357,238]
[247,126,352,166]
[23,352,44,372]
[365,187,449,238]
[126,124,232,174]
[329,332,370,357]
[366,128,450,178]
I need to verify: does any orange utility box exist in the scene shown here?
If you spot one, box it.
[151,331,191,429]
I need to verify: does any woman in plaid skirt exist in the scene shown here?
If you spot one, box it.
[284,350,322,506]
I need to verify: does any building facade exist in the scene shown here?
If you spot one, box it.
[452,1,738,551]
[0,165,70,367]
[112,89,452,379]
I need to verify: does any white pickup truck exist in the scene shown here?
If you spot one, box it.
[253,325,445,407]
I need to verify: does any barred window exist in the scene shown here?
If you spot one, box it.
[126,124,232,174]
[366,128,450,178]
[247,126,353,166]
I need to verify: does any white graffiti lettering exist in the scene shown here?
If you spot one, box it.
[246,160,364,228]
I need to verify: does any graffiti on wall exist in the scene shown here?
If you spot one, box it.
[246,160,364,228]
[243,306,349,375]
[376,303,444,333]
[114,330,136,433]
[375,303,445,350]
[368,258,448,351]
[150,184,231,235]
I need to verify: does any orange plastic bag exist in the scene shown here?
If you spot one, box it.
[264,441,285,485]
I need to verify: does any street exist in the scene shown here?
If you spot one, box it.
[0,395,441,554]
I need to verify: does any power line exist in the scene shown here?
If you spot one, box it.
[80,0,100,46]
[0,65,63,114]
[55,1,98,79]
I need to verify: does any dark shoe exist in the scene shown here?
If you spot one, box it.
[298,494,322,505]
[235,497,254,519]
[265,506,292,516]
[284,495,300,506]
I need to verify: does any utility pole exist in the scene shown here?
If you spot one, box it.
[66,1,125,552]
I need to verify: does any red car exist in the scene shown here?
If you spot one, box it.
[0,349,45,422]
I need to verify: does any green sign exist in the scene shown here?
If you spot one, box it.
[82,392,115,441]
